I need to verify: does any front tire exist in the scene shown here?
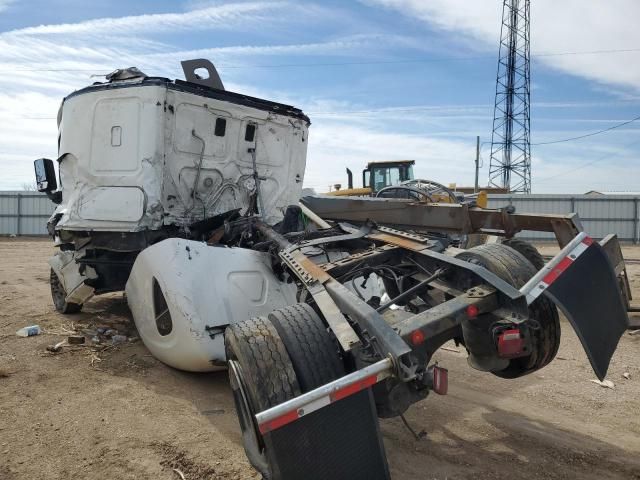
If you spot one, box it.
[50,269,82,314]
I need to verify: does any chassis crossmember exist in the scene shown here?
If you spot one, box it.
[255,201,629,437]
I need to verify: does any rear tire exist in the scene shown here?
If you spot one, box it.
[268,303,345,392]
[226,316,300,479]
[50,269,82,314]
[226,306,345,478]
[502,238,545,271]
[456,244,560,378]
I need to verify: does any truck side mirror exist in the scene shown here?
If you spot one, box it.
[34,158,57,193]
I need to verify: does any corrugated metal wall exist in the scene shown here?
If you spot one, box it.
[487,194,640,243]
[1,191,639,242]
[0,192,55,235]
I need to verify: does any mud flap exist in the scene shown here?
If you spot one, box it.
[524,236,629,380]
[262,389,390,480]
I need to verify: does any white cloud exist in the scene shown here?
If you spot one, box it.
[0,0,13,13]
[4,2,288,36]
[142,34,412,69]
[305,118,478,191]
[0,3,420,190]
[1,1,638,193]
[363,0,640,91]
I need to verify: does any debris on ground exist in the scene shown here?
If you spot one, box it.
[111,335,127,345]
[49,319,135,348]
[0,367,12,378]
[46,340,67,353]
[590,379,615,389]
[623,372,631,380]
[15,325,41,337]
[629,329,640,336]
[172,468,186,480]
[67,335,85,345]
[441,346,460,353]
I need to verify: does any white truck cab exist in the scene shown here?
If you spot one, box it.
[35,60,310,370]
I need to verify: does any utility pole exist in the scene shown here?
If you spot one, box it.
[474,136,480,193]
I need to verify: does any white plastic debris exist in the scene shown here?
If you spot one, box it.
[590,379,615,389]
[111,335,127,345]
[16,325,41,337]
[622,372,631,380]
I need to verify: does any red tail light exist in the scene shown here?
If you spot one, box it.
[497,329,525,358]
[431,365,448,395]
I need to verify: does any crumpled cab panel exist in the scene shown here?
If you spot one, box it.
[53,78,309,233]
[125,238,297,372]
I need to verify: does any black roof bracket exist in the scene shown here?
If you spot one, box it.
[181,59,225,91]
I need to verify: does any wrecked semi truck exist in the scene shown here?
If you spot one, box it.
[35,60,630,479]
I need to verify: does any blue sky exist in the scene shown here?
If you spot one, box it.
[1,0,639,193]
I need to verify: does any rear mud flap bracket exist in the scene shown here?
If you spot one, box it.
[262,389,390,480]
[521,234,629,380]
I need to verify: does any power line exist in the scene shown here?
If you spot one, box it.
[3,46,640,73]
[535,137,640,183]
[533,114,640,145]
[4,68,112,73]
[15,116,56,120]
[308,105,486,115]
[534,47,640,58]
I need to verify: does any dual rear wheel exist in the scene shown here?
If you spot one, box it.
[456,242,560,378]
[227,241,557,476]
[225,304,344,479]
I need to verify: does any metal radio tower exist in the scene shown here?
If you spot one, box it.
[488,0,531,193]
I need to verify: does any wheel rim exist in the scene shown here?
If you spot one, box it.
[228,360,270,476]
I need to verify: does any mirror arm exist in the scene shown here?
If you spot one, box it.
[46,191,62,204]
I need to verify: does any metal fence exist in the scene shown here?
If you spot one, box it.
[0,191,55,235]
[1,191,639,242]
[487,194,640,243]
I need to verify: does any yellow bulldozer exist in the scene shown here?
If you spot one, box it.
[328,159,488,207]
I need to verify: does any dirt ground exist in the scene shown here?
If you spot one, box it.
[1,238,640,480]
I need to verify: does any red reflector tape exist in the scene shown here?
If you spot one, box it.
[259,409,301,434]
[258,371,385,435]
[524,234,593,305]
[330,374,378,402]
[542,256,573,285]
